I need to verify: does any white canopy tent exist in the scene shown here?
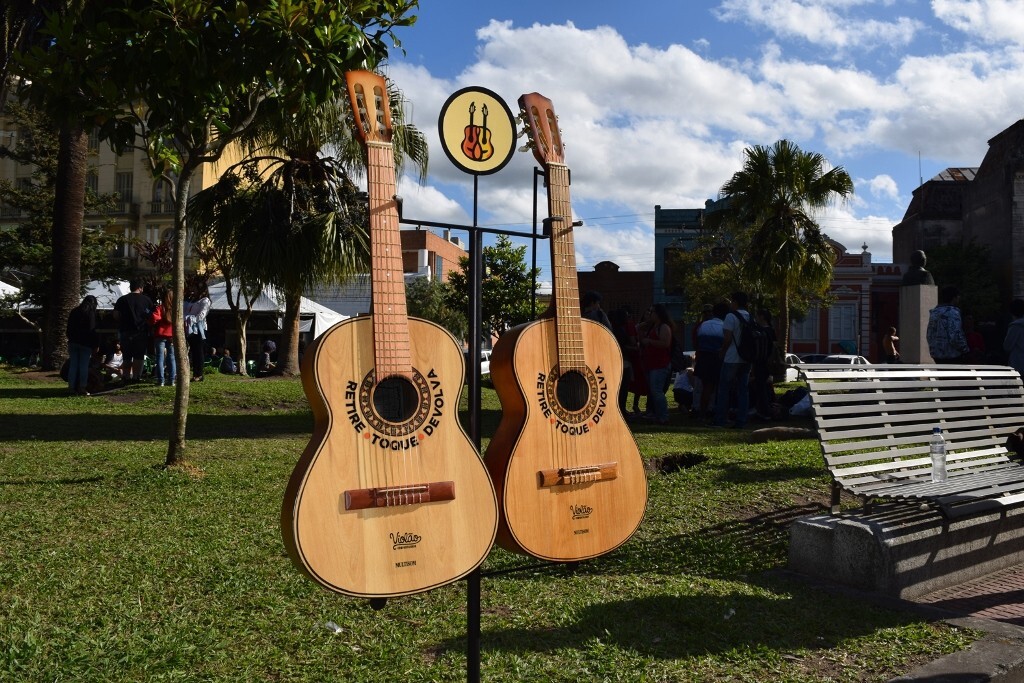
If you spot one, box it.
[206,280,347,338]
[82,280,131,309]
[75,279,346,338]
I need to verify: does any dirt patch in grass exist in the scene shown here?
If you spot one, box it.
[12,369,61,382]
[646,452,709,474]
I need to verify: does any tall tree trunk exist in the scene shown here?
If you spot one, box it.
[167,171,193,467]
[42,122,87,371]
[779,282,791,354]
[278,286,302,376]
[236,310,252,376]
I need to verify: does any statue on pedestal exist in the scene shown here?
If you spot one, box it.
[901,250,935,286]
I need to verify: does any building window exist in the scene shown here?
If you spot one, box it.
[151,179,173,214]
[87,128,99,153]
[791,308,819,341]
[85,169,98,197]
[829,304,857,344]
[115,172,133,213]
[434,254,443,281]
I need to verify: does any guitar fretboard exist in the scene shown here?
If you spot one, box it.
[546,163,584,372]
[367,141,411,379]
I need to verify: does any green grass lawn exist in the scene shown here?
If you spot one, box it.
[0,368,977,682]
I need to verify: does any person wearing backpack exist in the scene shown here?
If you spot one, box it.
[712,292,753,429]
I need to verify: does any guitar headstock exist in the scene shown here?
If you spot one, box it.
[345,70,393,145]
[518,92,564,167]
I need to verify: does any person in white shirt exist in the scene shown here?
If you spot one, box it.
[712,292,752,428]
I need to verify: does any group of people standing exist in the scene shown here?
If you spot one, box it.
[594,290,777,430]
[599,297,674,425]
[64,280,214,395]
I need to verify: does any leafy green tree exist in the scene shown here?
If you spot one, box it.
[19,0,417,465]
[406,276,467,342]
[926,242,1002,321]
[447,235,539,338]
[185,172,264,371]
[5,0,98,370]
[715,139,854,350]
[189,78,428,377]
[663,226,748,322]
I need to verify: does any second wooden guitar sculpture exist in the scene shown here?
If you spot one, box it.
[484,92,648,562]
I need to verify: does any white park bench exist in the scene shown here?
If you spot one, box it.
[802,364,1024,519]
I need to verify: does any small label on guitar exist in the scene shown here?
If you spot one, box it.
[390,531,422,550]
[395,560,417,568]
[570,503,593,520]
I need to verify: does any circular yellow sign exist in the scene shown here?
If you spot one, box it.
[438,87,516,176]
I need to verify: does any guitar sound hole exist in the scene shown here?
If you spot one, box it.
[556,370,590,412]
[373,376,420,424]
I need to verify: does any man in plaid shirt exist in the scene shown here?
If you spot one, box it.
[927,286,970,363]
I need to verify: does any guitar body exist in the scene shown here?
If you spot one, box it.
[486,317,647,561]
[282,316,497,598]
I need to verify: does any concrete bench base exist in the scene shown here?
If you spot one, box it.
[789,503,1024,598]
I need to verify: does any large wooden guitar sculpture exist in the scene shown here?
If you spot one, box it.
[485,93,647,562]
[281,70,497,599]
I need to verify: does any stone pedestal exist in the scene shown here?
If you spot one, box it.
[899,284,937,363]
[789,504,1024,598]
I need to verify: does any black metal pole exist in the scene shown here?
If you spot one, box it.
[466,173,483,683]
[532,167,540,318]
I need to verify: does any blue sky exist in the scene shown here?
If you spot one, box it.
[380,0,1024,281]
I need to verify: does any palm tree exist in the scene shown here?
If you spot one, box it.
[189,78,428,376]
[718,139,854,351]
[4,0,90,370]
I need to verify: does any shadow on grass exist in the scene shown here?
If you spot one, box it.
[0,412,311,441]
[0,475,106,487]
[711,460,825,484]
[483,504,827,581]
[462,587,924,660]
[0,386,72,399]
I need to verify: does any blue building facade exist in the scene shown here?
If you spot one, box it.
[653,204,705,344]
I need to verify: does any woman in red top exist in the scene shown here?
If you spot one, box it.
[639,303,674,424]
[152,288,176,387]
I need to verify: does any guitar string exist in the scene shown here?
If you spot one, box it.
[353,84,383,504]
[368,131,413,502]
[548,163,582,474]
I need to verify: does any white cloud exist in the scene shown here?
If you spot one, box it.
[864,174,900,201]
[933,0,1024,45]
[390,16,1024,270]
[714,0,922,51]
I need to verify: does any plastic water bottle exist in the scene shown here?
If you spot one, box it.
[930,427,947,483]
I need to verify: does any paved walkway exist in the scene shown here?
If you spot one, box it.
[915,563,1024,626]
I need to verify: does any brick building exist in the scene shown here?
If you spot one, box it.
[893,118,1024,300]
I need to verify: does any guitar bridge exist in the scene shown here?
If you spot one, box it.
[538,463,618,488]
[345,481,455,511]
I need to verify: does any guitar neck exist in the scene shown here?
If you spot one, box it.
[366,141,412,379]
[546,163,584,372]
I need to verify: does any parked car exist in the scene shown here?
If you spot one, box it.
[821,354,870,365]
[799,353,830,364]
[463,348,492,378]
[783,353,802,382]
